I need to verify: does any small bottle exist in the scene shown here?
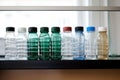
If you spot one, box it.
[85,26,96,60]
[73,26,85,60]
[39,27,51,60]
[51,27,61,60]
[61,26,73,60]
[5,27,16,60]
[28,27,38,60]
[16,27,27,60]
[97,27,109,60]
[0,38,5,60]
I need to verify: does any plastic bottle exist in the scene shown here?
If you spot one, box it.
[85,26,96,60]
[61,26,73,60]
[28,27,38,60]
[39,27,51,60]
[51,27,61,60]
[97,27,109,60]
[16,27,27,60]
[5,27,16,60]
[73,26,85,60]
[0,38,5,60]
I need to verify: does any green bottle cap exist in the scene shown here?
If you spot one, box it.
[28,27,37,33]
[51,27,60,33]
[40,27,49,33]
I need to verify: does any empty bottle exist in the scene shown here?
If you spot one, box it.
[61,26,73,60]
[97,27,109,60]
[28,27,38,60]
[39,27,51,60]
[0,38,5,60]
[73,26,85,60]
[16,27,27,60]
[85,26,96,60]
[51,27,61,60]
[5,27,16,60]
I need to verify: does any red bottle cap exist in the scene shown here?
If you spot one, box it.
[63,26,72,32]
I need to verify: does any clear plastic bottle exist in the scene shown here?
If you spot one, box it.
[28,27,38,60]
[0,38,5,60]
[39,27,51,60]
[5,27,16,60]
[97,27,109,60]
[85,26,96,60]
[51,27,61,60]
[61,26,73,60]
[16,27,27,60]
[73,26,85,60]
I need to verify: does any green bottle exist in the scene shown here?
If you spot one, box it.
[51,27,61,60]
[39,27,51,60]
[27,27,38,60]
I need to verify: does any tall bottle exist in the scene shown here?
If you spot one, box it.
[97,27,109,60]
[73,26,85,60]
[39,27,51,60]
[16,27,27,60]
[61,26,73,60]
[51,27,61,60]
[85,26,96,60]
[5,27,16,60]
[28,27,38,60]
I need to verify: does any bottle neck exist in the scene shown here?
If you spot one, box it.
[52,32,60,34]
[63,31,72,33]
[99,31,107,34]
[41,32,48,34]
[18,32,26,34]
[6,31,15,35]
[75,31,83,33]
[29,32,37,34]
[18,33,26,37]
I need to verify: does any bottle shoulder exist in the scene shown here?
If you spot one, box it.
[40,33,50,37]
[28,33,38,38]
[97,34,108,41]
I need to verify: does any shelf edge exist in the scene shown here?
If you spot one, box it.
[0,6,120,11]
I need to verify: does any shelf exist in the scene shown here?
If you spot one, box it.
[0,60,120,69]
[0,6,119,70]
[0,6,120,11]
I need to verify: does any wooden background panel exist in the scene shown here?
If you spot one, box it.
[0,69,120,80]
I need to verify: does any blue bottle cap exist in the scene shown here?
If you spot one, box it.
[87,26,95,32]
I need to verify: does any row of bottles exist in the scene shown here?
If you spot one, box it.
[2,26,109,60]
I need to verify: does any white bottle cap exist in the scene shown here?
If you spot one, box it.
[18,27,26,33]
[98,27,107,32]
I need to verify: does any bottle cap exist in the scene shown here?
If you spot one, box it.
[51,27,60,33]
[40,27,49,33]
[63,26,72,32]
[6,27,15,32]
[87,26,95,32]
[18,27,26,33]
[28,27,37,33]
[98,27,107,32]
[75,26,84,32]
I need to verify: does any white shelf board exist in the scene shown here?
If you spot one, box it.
[0,6,119,11]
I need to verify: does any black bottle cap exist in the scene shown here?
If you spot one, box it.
[28,27,37,33]
[75,26,84,32]
[40,27,49,33]
[51,27,60,33]
[6,27,15,31]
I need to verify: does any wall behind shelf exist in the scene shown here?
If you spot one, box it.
[0,69,120,80]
